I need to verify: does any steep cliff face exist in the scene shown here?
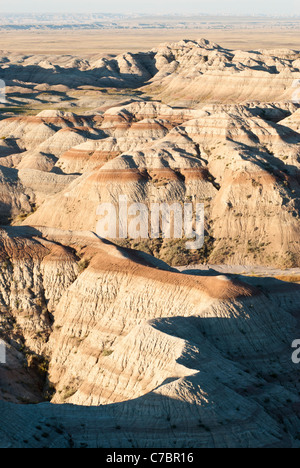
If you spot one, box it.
[0,227,79,403]
[0,227,300,447]
[0,166,32,223]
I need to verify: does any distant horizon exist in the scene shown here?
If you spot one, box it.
[1,12,300,18]
[0,0,298,16]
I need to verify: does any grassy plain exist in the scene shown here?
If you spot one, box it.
[0,27,299,56]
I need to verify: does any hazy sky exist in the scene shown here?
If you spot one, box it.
[0,0,298,16]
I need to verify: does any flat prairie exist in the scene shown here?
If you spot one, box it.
[0,28,299,56]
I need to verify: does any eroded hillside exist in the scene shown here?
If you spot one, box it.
[0,39,300,449]
[1,39,300,109]
[1,227,300,448]
[0,98,299,267]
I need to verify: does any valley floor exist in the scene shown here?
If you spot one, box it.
[1,27,300,55]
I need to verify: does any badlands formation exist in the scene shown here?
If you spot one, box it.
[0,39,300,448]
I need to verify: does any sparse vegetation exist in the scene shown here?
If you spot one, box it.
[113,236,215,267]
[62,386,77,400]
[77,258,90,273]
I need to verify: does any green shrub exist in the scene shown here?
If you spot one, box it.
[77,258,90,273]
